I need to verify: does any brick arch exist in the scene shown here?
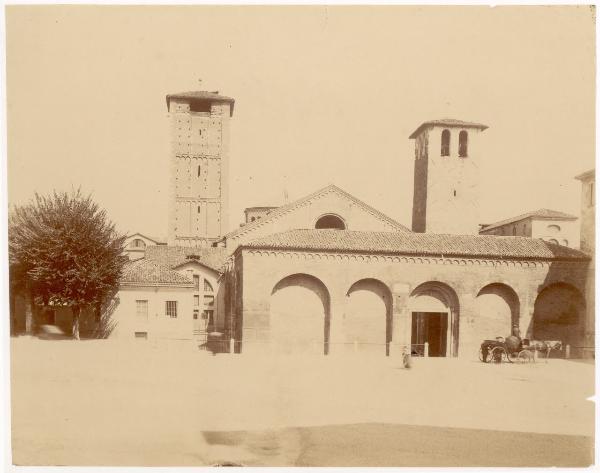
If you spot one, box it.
[344,278,393,356]
[475,283,521,341]
[533,282,585,348]
[409,281,460,357]
[270,273,331,355]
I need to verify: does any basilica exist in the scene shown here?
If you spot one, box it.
[15,89,595,359]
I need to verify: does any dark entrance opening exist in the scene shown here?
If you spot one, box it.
[411,312,448,357]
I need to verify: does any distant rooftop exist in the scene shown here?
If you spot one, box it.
[409,119,488,139]
[575,169,595,181]
[166,90,235,115]
[480,209,578,233]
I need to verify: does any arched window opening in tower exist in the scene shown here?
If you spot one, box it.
[459,130,468,157]
[197,165,201,177]
[441,129,451,156]
[315,214,346,230]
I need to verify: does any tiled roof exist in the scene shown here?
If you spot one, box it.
[166,91,235,115]
[575,169,595,181]
[480,209,578,232]
[222,184,411,242]
[121,259,194,287]
[126,233,166,245]
[409,119,488,138]
[243,229,588,261]
[144,245,230,273]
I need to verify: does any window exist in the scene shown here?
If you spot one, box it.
[203,310,215,330]
[204,295,215,306]
[193,275,200,290]
[197,206,201,214]
[441,129,450,156]
[315,214,346,230]
[136,300,148,320]
[453,190,457,197]
[131,238,146,249]
[204,279,214,293]
[458,130,468,157]
[198,165,201,177]
[251,217,256,222]
[165,301,178,318]
[548,238,559,244]
[547,224,561,234]
[562,239,569,246]
[134,332,148,340]
[193,309,199,320]
[512,227,516,236]
[190,101,211,113]
[194,295,200,306]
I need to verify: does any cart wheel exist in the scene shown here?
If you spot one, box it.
[517,350,534,363]
[490,347,507,363]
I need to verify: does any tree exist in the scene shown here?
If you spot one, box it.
[8,190,127,339]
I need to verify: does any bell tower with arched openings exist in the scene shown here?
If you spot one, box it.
[166,91,235,247]
[410,119,488,235]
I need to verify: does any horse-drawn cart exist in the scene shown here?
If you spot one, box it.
[479,336,562,363]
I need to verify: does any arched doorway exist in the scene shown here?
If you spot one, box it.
[344,279,392,356]
[475,283,520,340]
[315,214,346,230]
[409,282,460,357]
[533,283,584,347]
[270,274,330,355]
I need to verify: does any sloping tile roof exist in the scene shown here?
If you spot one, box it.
[575,169,595,181]
[222,184,411,242]
[126,233,167,245]
[480,209,578,232]
[144,245,230,273]
[166,91,235,115]
[121,259,194,287]
[243,229,589,261]
[409,119,488,139]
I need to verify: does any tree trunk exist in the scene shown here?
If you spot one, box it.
[24,288,34,335]
[72,306,81,340]
[9,288,16,336]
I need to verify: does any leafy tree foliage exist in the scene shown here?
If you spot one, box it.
[9,190,127,339]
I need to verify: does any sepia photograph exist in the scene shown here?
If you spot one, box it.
[2,4,597,469]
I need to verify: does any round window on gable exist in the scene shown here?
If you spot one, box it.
[315,214,346,230]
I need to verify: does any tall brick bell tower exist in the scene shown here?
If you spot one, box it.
[410,119,488,235]
[166,91,235,247]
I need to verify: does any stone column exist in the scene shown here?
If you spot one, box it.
[391,285,411,356]
[327,292,346,356]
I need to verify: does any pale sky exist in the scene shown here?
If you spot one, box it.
[6,6,596,239]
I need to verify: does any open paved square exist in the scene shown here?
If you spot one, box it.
[9,338,594,466]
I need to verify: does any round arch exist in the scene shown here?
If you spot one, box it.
[475,283,520,340]
[533,282,584,347]
[315,213,346,230]
[270,273,331,355]
[344,278,392,356]
[409,281,460,357]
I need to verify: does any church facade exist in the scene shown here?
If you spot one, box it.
[12,88,592,359]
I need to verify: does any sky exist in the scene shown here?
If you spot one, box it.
[6,5,596,239]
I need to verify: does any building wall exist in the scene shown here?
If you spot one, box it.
[226,189,405,251]
[577,172,595,356]
[412,126,484,235]
[168,99,231,247]
[244,207,277,224]
[233,248,588,358]
[531,219,579,248]
[112,285,195,341]
[174,262,221,333]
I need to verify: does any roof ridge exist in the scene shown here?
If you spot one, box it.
[481,208,578,232]
[222,184,409,242]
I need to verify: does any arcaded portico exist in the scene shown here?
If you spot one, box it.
[222,230,589,358]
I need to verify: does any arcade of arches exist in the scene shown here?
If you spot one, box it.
[231,251,589,358]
